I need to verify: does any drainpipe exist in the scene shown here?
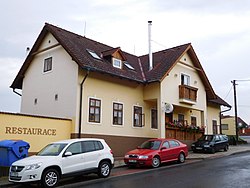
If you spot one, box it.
[12,88,22,96]
[219,106,232,134]
[78,69,90,138]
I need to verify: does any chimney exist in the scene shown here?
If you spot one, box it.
[148,21,153,71]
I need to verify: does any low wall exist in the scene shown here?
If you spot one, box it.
[0,112,72,153]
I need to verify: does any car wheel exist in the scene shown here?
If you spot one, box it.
[98,161,111,178]
[211,147,215,154]
[152,156,161,168]
[178,152,185,163]
[41,168,59,188]
[224,145,229,152]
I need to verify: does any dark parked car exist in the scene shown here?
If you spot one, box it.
[191,134,229,153]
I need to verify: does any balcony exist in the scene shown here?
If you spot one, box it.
[179,85,198,105]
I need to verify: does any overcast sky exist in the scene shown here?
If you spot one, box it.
[1,0,250,124]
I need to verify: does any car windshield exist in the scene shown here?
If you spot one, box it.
[140,140,161,150]
[37,143,67,156]
[198,135,214,141]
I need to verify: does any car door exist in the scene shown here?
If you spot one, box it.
[82,141,101,170]
[214,135,222,151]
[61,141,84,174]
[168,140,181,160]
[160,141,170,161]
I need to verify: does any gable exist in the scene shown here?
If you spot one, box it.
[11,23,223,103]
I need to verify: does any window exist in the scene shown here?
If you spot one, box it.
[87,49,101,60]
[113,103,123,125]
[124,62,135,70]
[169,140,180,148]
[181,73,190,85]
[133,106,144,127]
[162,141,170,148]
[178,114,185,126]
[213,120,218,134]
[221,124,229,130]
[191,116,197,126]
[44,57,52,72]
[89,98,101,123]
[66,142,82,155]
[151,109,158,129]
[113,58,122,69]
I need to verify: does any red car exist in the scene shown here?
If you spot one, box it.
[124,138,188,168]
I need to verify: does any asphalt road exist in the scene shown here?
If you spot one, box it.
[68,151,250,188]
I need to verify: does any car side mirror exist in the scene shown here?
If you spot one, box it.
[137,146,141,149]
[64,151,72,157]
[161,147,167,150]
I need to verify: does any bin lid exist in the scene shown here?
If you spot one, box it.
[0,140,30,158]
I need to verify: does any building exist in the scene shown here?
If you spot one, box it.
[221,115,248,136]
[10,23,230,156]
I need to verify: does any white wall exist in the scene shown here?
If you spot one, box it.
[21,33,78,119]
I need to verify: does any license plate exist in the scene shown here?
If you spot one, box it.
[129,160,137,163]
[10,172,19,177]
[196,147,202,150]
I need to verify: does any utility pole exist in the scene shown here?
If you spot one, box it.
[232,80,238,144]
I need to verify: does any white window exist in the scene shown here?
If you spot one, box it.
[44,57,52,72]
[181,73,190,85]
[112,58,122,69]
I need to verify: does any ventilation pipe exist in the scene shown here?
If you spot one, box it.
[148,21,153,71]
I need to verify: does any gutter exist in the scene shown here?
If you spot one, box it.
[12,88,22,96]
[78,69,90,138]
[219,106,232,134]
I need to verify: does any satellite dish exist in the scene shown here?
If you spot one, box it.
[164,103,174,113]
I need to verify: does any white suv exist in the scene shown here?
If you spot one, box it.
[9,138,114,187]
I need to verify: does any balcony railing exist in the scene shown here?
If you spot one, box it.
[179,85,198,104]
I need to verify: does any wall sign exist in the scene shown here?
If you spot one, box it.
[5,127,56,136]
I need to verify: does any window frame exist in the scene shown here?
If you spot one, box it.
[43,57,52,73]
[181,73,190,86]
[133,106,144,128]
[112,58,122,69]
[112,102,123,126]
[151,109,158,129]
[88,98,101,124]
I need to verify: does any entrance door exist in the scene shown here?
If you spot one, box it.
[165,113,173,123]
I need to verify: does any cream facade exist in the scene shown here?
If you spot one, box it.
[10,23,230,156]
[221,116,236,135]
[21,33,78,119]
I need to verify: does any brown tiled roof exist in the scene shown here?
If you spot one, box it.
[11,23,220,101]
[209,95,231,107]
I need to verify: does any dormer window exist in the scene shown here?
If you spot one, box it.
[112,58,122,69]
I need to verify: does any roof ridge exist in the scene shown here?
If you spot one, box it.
[45,23,114,50]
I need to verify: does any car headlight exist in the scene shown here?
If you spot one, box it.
[124,155,130,158]
[26,163,42,170]
[138,155,149,159]
[191,144,195,147]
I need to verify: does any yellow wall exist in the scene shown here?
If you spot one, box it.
[0,112,72,153]
[207,104,220,134]
[75,71,160,138]
[221,117,236,135]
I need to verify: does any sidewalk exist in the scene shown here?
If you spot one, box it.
[1,144,250,187]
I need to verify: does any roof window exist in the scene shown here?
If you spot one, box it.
[87,49,101,60]
[124,62,135,70]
